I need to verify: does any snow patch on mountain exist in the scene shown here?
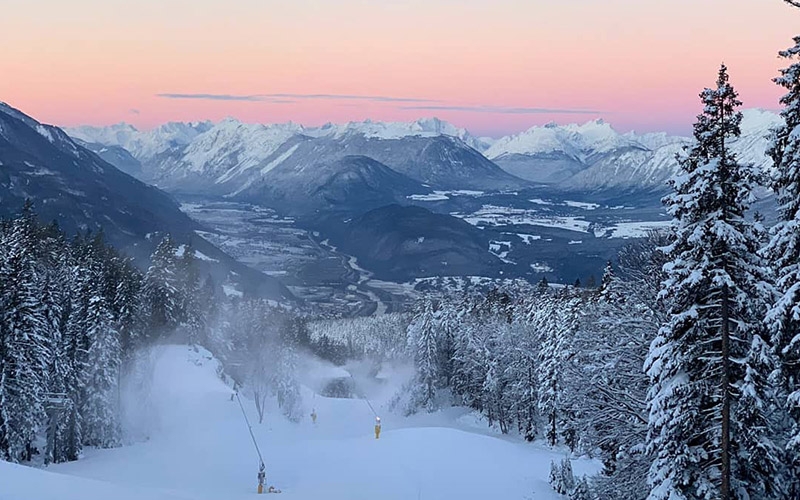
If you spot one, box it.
[487,108,780,190]
[485,119,642,162]
[68,121,213,161]
[307,117,491,151]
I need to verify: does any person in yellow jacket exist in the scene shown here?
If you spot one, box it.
[374,416,381,439]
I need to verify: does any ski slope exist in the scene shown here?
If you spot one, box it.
[1,345,599,500]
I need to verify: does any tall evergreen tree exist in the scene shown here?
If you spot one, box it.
[0,208,48,462]
[764,31,800,494]
[537,287,580,446]
[409,299,440,411]
[177,243,204,346]
[141,236,182,342]
[81,288,121,448]
[646,65,780,500]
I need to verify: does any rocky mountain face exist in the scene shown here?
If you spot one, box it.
[0,103,293,302]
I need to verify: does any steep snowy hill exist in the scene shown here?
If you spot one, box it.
[0,102,294,302]
[486,109,779,190]
[0,102,197,247]
[73,139,143,177]
[1,344,599,500]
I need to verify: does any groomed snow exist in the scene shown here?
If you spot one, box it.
[3,345,600,500]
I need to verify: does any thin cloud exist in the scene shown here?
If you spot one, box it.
[155,93,600,114]
[156,92,437,103]
[401,104,604,114]
[157,93,267,101]
[264,93,439,103]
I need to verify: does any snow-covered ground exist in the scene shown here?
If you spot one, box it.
[1,345,599,500]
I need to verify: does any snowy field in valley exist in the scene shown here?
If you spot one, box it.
[0,345,599,500]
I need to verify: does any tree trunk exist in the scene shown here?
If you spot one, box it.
[721,283,731,500]
[550,377,558,446]
[718,86,731,500]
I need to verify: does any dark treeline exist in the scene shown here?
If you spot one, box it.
[0,202,309,464]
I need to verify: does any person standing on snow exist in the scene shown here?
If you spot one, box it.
[311,409,317,425]
[374,416,381,439]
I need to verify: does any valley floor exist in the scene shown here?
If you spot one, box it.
[0,345,598,500]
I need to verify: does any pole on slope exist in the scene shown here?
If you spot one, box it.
[348,373,381,439]
[234,390,274,493]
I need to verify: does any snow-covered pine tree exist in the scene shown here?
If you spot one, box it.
[646,65,780,500]
[39,263,69,465]
[409,299,440,411]
[61,259,94,461]
[141,236,182,342]
[436,299,459,387]
[275,314,302,423]
[572,238,667,500]
[450,307,482,411]
[114,258,143,361]
[549,459,568,495]
[569,477,590,500]
[0,207,48,462]
[81,277,121,448]
[274,341,301,422]
[537,287,580,447]
[764,32,800,494]
[177,242,204,346]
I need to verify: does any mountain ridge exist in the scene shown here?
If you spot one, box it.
[0,102,294,302]
[67,109,779,195]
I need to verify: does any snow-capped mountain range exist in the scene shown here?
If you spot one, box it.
[484,108,780,190]
[66,108,780,198]
[67,117,519,200]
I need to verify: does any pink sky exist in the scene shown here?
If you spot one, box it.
[1,0,798,137]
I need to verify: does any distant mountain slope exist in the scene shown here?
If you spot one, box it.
[237,153,429,215]
[230,132,523,196]
[485,109,779,190]
[73,139,143,177]
[69,111,779,196]
[0,101,197,245]
[65,118,521,196]
[0,102,293,302]
[321,204,504,281]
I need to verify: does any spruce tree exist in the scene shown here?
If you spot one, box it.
[537,287,581,447]
[410,299,440,411]
[0,209,48,462]
[764,31,800,494]
[646,65,780,500]
[141,236,182,342]
[178,243,204,346]
[81,287,121,448]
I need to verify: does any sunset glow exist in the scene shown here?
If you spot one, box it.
[2,0,798,136]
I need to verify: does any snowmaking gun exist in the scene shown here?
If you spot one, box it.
[234,390,282,494]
